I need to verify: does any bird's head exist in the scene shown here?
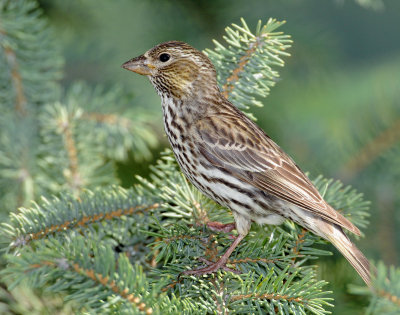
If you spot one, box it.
[122,41,219,99]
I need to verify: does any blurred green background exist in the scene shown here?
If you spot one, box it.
[37,0,399,312]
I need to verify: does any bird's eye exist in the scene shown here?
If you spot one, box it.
[159,53,170,62]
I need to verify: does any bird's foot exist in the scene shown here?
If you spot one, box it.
[180,234,245,277]
[206,222,236,233]
[181,257,239,276]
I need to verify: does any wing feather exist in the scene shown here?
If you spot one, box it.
[193,112,360,235]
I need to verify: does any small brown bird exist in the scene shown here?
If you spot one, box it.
[122,41,371,286]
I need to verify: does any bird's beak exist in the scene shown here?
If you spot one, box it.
[121,55,154,75]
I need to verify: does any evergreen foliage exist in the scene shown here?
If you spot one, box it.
[0,0,62,215]
[0,0,158,216]
[1,0,399,314]
[350,261,400,315]
[205,18,292,117]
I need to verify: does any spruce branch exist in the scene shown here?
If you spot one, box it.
[350,262,400,314]
[205,18,292,116]
[60,105,82,195]
[339,117,400,180]
[291,228,308,257]
[0,7,379,313]
[1,40,26,114]
[228,270,333,314]
[173,269,332,314]
[2,186,159,249]
[65,82,159,162]
[2,237,159,314]
[0,0,62,114]
[39,101,120,194]
[0,0,62,212]
[0,116,38,213]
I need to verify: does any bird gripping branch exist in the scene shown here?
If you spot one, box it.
[122,41,371,287]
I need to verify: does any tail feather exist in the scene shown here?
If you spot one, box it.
[326,227,372,288]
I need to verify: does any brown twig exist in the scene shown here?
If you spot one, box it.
[72,263,153,314]
[0,20,27,114]
[222,43,258,99]
[339,118,400,180]
[58,117,82,195]
[289,228,308,267]
[28,260,153,314]
[291,228,307,257]
[377,289,400,307]
[1,26,32,206]
[150,237,161,268]
[13,203,160,246]
[3,45,27,115]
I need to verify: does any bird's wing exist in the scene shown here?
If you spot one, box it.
[193,112,360,235]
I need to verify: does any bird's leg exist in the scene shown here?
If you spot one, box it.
[182,234,245,275]
[206,221,236,233]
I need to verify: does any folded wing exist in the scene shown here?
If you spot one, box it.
[193,111,360,236]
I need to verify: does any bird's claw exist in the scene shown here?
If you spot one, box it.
[181,257,240,276]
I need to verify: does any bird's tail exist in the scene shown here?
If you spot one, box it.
[326,226,372,288]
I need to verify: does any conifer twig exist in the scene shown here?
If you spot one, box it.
[59,117,82,195]
[0,24,27,115]
[205,18,291,113]
[15,158,34,208]
[291,228,307,257]
[27,259,154,314]
[162,234,199,244]
[82,112,133,129]
[222,43,258,99]
[70,262,154,314]
[210,278,227,315]
[377,288,400,307]
[340,118,400,179]
[230,292,307,303]
[229,257,283,265]
[10,202,160,247]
